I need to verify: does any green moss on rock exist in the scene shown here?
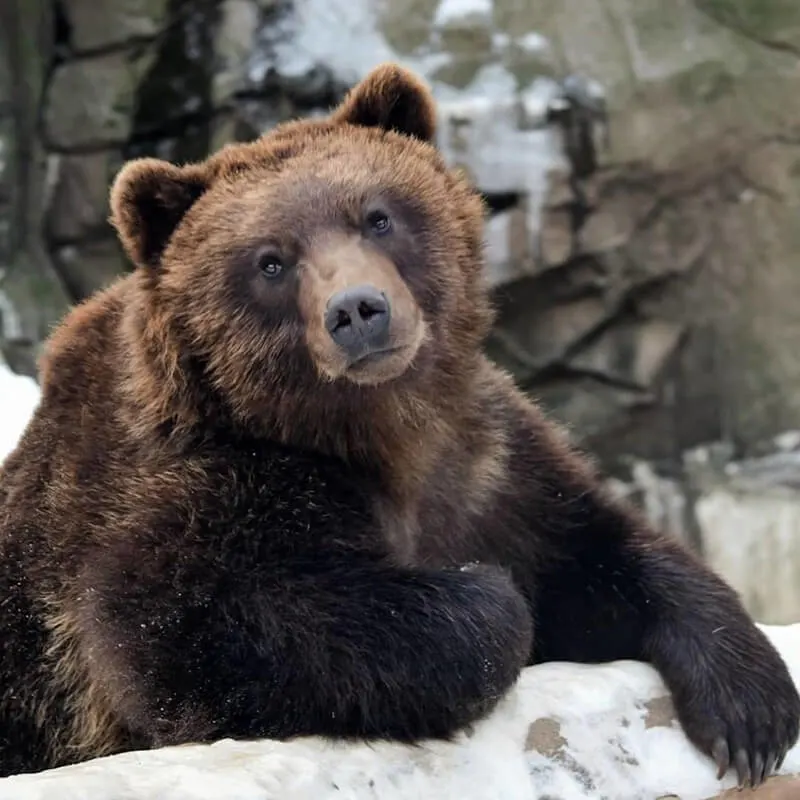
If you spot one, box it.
[696,0,800,42]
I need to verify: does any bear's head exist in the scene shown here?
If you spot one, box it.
[110,64,493,458]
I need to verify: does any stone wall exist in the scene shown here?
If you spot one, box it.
[611,434,800,624]
[3,0,800,477]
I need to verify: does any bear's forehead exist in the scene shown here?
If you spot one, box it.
[202,135,449,223]
[211,122,448,185]
[195,169,434,250]
[183,122,473,247]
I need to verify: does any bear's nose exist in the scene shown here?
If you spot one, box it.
[325,285,392,360]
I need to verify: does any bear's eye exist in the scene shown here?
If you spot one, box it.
[366,210,392,236]
[255,250,284,279]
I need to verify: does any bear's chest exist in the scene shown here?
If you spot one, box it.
[372,494,422,565]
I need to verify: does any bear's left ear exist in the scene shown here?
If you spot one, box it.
[331,63,437,143]
[109,158,210,269]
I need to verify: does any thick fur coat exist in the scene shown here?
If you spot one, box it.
[0,65,796,787]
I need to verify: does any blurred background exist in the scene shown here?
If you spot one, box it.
[1,0,800,623]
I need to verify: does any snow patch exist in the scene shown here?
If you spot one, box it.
[0,360,39,465]
[269,0,397,86]
[433,0,493,27]
[517,31,549,52]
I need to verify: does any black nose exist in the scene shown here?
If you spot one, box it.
[325,285,391,360]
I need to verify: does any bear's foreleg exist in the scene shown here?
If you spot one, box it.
[73,553,532,752]
[500,402,800,788]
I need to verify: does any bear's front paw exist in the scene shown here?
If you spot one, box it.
[672,645,800,789]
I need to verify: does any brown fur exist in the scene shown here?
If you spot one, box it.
[0,64,797,787]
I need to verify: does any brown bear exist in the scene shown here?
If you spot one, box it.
[0,63,797,787]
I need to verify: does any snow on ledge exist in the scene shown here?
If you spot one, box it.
[0,360,40,465]
[2,625,799,800]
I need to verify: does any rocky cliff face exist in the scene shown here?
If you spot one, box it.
[2,0,800,487]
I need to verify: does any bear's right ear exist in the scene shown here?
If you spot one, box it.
[109,158,210,269]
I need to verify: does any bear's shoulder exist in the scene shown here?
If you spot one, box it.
[38,279,132,395]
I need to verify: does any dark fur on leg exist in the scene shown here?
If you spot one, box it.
[83,554,532,747]
[531,494,799,788]
[420,391,800,789]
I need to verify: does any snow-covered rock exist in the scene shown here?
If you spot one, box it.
[0,360,39,465]
[2,625,799,799]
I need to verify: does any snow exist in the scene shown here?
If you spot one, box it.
[268,0,398,86]
[517,31,550,52]
[433,0,493,27]
[434,70,566,236]
[0,360,39,465]
[1,624,798,799]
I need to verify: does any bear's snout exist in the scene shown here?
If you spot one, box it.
[325,285,391,362]
[298,233,426,385]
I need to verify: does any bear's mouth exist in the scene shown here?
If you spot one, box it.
[347,345,407,371]
[341,343,417,385]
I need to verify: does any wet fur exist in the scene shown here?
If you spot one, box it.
[0,64,797,785]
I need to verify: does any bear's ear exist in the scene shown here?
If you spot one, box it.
[109,158,210,269]
[331,63,437,143]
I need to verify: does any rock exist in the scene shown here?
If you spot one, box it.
[432,0,494,89]
[127,0,219,161]
[212,0,261,106]
[0,114,12,237]
[483,206,531,285]
[46,152,123,242]
[598,439,800,625]
[570,318,685,389]
[522,376,652,439]
[687,445,800,625]
[44,49,154,150]
[0,40,11,111]
[544,170,576,209]
[577,176,657,255]
[53,238,129,300]
[714,776,800,799]
[0,0,74,376]
[537,205,574,267]
[607,460,692,545]
[436,90,567,240]
[699,485,800,624]
[1,623,798,799]
[451,0,800,460]
[695,0,800,55]
[61,0,169,54]
[494,295,609,369]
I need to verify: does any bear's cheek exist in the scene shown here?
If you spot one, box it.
[172,254,302,377]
